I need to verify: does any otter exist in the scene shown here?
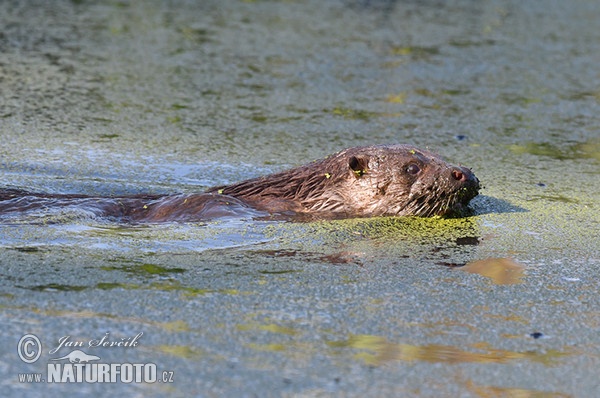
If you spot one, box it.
[0,145,479,222]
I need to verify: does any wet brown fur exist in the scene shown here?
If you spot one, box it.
[0,145,480,222]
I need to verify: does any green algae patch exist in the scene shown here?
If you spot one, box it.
[237,322,298,336]
[101,263,186,276]
[94,280,247,297]
[575,137,600,161]
[167,115,182,124]
[97,133,120,139]
[509,143,572,160]
[303,216,479,244]
[178,26,213,44]
[385,93,407,104]
[390,45,440,58]
[257,215,481,264]
[159,320,191,333]
[96,282,133,290]
[155,345,203,359]
[250,113,268,123]
[509,139,600,161]
[246,343,287,352]
[137,263,186,275]
[328,107,379,121]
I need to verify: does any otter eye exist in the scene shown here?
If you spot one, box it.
[406,164,421,175]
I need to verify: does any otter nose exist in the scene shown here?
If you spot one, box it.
[451,166,476,183]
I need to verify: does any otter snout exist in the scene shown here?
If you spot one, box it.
[451,166,479,189]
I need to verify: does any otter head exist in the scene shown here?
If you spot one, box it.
[212,144,480,219]
[302,144,480,218]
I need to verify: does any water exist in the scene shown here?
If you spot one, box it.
[1,0,599,396]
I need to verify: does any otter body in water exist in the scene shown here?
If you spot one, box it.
[0,145,479,222]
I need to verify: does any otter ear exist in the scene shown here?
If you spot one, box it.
[348,155,369,177]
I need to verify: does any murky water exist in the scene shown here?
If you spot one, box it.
[1,0,599,396]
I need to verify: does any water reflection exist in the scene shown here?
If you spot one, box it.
[328,334,570,366]
[461,258,525,285]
